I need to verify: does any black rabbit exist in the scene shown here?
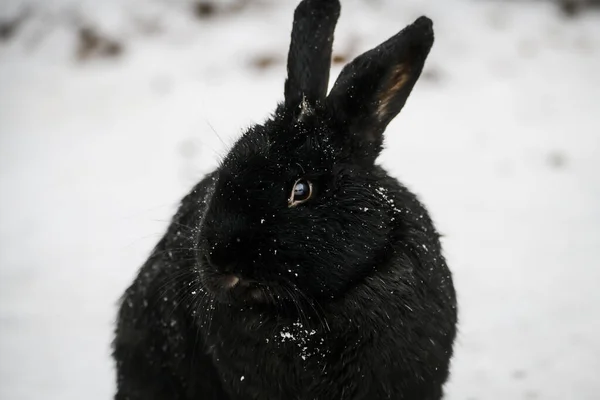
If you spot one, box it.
[113,0,457,399]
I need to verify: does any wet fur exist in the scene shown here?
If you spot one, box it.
[113,1,457,399]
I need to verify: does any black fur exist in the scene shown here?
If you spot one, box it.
[113,1,457,399]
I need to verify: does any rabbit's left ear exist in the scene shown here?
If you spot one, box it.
[327,17,434,160]
[284,0,340,118]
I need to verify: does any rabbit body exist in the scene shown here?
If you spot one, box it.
[114,1,457,399]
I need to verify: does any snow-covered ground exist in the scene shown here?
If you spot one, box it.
[1,0,599,399]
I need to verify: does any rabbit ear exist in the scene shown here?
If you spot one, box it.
[284,0,341,118]
[327,17,434,158]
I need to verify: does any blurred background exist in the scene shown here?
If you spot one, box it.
[1,0,599,399]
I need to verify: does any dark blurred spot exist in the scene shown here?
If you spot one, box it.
[525,391,539,399]
[0,20,18,41]
[0,11,28,42]
[548,151,567,169]
[250,54,280,71]
[559,0,600,17]
[193,0,249,20]
[332,53,348,64]
[512,369,527,380]
[105,42,122,56]
[194,1,217,18]
[76,27,123,61]
[560,0,580,16]
[421,67,442,83]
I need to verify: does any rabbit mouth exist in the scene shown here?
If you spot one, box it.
[198,253,269,304]
[203,271,267,304]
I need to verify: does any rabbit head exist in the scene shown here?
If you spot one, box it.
[197,0,434,306]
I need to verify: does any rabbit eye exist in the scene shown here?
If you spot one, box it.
[288,179,313,207]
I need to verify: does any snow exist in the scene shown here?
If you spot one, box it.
[1,0,600,399]
[277,321,321,362]
[280,332,295,340]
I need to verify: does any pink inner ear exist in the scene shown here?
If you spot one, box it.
[376,64,411,124]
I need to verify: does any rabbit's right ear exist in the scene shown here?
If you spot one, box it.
[284,0,340,119]
[327,17,434,162]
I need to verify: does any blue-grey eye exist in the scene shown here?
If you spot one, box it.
[289,179,313,207]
